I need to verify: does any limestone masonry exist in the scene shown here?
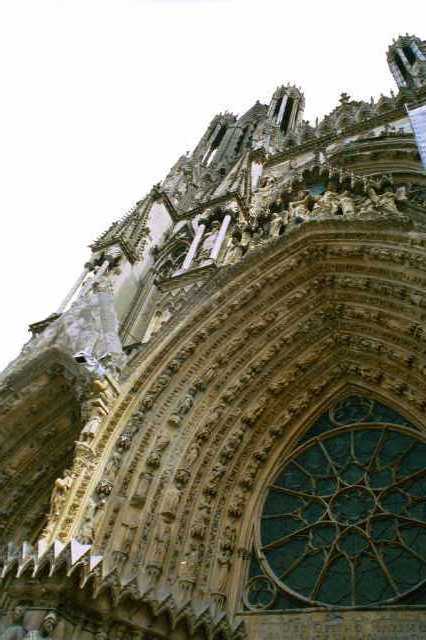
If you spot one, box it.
[1,33,426,640]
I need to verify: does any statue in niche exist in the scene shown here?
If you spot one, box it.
[0,604,27,640]
[117,504,139,555]
[150,520,172,565]
[50,469,73,519]
[178,543,202,580]
[160,485,181,522]
[78,494,106,544]
[215,553,232,594]
[26,612,58,640]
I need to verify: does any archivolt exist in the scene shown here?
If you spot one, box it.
[83,217,426,613]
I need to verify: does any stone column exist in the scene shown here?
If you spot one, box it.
[210,214,232,262]
[56,269,89,314]
[175,222,206,274]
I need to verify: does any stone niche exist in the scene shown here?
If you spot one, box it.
[242,610,426,640]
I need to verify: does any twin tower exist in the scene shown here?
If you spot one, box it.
[188,33,426,175]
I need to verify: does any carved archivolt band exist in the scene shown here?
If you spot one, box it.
[46,218,426,615]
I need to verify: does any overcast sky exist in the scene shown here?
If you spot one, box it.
[0,0,425,370]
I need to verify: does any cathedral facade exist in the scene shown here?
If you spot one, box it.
[1,33,426,640]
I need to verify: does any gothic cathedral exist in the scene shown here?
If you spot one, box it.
[1,34,426,640]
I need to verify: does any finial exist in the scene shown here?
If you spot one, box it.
[339,92,351,105]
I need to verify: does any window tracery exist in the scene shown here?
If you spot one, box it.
[245,395,426,611]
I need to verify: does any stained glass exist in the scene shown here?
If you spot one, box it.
[258,420,426,607]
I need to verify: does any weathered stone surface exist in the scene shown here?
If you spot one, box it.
[2,33,426,640]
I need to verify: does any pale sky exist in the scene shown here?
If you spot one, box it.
[1,0,425,370]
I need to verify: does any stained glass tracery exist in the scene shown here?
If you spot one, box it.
[247,396,426,611]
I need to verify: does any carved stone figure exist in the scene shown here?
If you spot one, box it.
[190,511,208,540]
[168,391,195,426]
[78,497,97,544]
[215,554,231,594]
[269,211,284,237]
[185,441,201,467]
[131,472,152,505]
[178,544,201,581]
[117,504,139,555]
[50,469,73,518]
[103,449,122,481]
[0,605,26,640]
[26,612,58,640]
[313,188,340,215]
[79,410,103,443]
[149,521,171,566]
[289,190,311,221]
[224,236,244,264]
[377,190,400,214]
[228,490,246,518]
[339,191,356,215]
[146,434,170,468]
[160,486,181,521]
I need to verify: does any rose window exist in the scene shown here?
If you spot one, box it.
[246,396,426,610]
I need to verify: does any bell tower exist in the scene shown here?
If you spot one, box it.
[267,84,305,135]
[387,34,426,89]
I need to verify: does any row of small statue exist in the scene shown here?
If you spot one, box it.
[224,186,406,264]
[0,608,109,640]
[0,608,57,640]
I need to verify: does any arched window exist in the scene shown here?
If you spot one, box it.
[280,96,294,134]
[203,125,228,166]
[394,52,412,86]
[403,44,417,66]
[244,395,426,611]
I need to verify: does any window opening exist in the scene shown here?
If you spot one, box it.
[403,45,416,66]
[204,124,227,165]
[235,126,249,155]
[273,97,283,119]
[394,52,412,85]
[280,97,294,134]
